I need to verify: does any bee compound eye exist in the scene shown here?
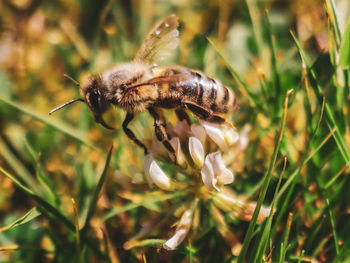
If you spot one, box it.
[88,91,100,112]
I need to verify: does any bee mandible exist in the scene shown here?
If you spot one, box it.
[49,14,239,163]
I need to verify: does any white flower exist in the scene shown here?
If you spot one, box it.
[188,136,205,167]
[222,126,239,146]
[201,152,234,191]
[201,122,227,150]
[144,154,173,190]
[201,121,239,150]
[163,209,193,250]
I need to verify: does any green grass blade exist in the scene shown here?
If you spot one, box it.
[82,146,113,232]
[0,138,39,193]
[279,213,293,262]
[297,250,305,263]
[102,203,141,221]
[0,95,96,150]
[102,192,183,221]
[207,37,262,109]
[123,239,165,250]
[264,10,282,111]
[325,0,342,46]
[237,89,293,263]
[0,166,75,232]
[326,199,339,255]
[23,140,60,204]
[339,17,350,68]
[324,161,350,189]
[0,207,41,232]
[252,157,287,263]
[246,0,265,59]
[291,31,350,163]
[71,198,81,260]
[272,97,325,236]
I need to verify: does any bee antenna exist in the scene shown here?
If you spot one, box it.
[64,74,80,87]
[49,98,85,115]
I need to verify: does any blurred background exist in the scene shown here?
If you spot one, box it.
[0,0,349,262]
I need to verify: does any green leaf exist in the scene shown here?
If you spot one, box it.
[0,207,41,232]
[339,18,350,68]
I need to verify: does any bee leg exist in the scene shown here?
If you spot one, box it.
[184,101,228,124]
[122,112,149,154]
[175,108,191,125]
[148,108,177,164]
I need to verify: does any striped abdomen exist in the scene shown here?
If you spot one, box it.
[160,67,239,113]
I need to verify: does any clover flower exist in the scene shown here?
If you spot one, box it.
[125,118,272,252]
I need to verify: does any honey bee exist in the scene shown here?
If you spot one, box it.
[50,14,239,162]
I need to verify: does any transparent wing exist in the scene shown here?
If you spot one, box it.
[134,14,179,66]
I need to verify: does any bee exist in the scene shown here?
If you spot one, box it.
[49,14,239,163]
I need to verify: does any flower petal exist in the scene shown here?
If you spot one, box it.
[170,137,185,166]
[201,121,227,150]
[211,152,234,185]
[143,154,154,187]
[201,152,234,191]
[189,136,205,167]
[149,161,172,190]
[163,228,188,250]
[201,154,216,191]
[163,208,193,250]
[238,125,250,150]
[222,126,239,146]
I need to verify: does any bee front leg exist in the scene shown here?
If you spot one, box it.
[148,108,177,164]
[122,112,149,154]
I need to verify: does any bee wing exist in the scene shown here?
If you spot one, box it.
[134,14,179,65]
[126,73,188,90]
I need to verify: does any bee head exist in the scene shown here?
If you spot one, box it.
[49,74,114,130]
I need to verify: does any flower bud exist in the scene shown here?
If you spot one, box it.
[163,209,193,250]
[144,154,173,190]
[149,161,172,190]
[188,136,205,167]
